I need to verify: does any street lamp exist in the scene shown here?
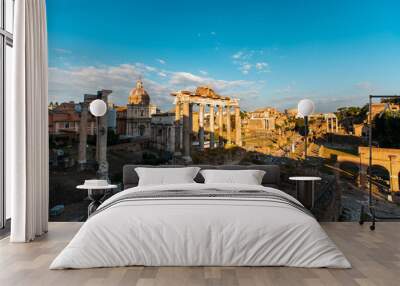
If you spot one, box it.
[89,99,107,135]
[89,99,108,179]
[89,99,107,116]
[297,99,315,160]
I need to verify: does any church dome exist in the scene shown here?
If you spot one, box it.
[128,80,150,105]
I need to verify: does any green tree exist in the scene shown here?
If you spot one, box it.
[372,111,400,148]
[336,105,368,132]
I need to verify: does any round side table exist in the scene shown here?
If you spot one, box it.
[289,176,321,209]
[77,184,117,217]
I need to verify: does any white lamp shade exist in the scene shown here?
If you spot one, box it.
[297,99,315,117]
[89,99,107,117]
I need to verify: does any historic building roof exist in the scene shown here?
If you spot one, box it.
[171,86,231,101]
[128,80,150,105]
[194,86,230,100]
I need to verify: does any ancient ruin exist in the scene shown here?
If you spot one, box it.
[171,86,241,161]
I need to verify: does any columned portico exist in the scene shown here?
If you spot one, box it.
[325,113,339,133]
[171,86,241,159]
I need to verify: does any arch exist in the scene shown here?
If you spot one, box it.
[367,164,390,191]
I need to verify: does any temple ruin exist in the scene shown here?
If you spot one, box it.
[171,86,241,161]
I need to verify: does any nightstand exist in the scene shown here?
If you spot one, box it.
[77,180,117,217]
[289,176,321,209]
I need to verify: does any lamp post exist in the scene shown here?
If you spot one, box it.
[89,99,107,134]
[89,99,108,179]
[297,99,315,160]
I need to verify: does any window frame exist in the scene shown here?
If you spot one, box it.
[0,0,13,229]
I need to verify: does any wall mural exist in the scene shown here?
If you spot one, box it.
[47,1,400,222]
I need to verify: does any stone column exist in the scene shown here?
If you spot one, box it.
[90,121,95,135]
[162,127,166,151]
[234,106,242,146]
[389,157,399,192]
[174,102,181,155]
[78,102,88,169]
[209,105,215,148]
[391,167,399,192]
[169,126,175,153]
[226,105,231,144]
[326,118,329,133]
[218,105,224,147]
[97,89,112,180]
[182,99,191,161]
[189,104,193,137]
[336,118,339,133]
[199,103,205,150]
[150,125,154,148]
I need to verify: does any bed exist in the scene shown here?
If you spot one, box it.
[50,165,351,269]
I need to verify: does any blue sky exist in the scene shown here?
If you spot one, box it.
[47,0,400,112]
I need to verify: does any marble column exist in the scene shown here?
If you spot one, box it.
[199,104,205,150]
[209,105,215,148]
[234,106,242,146]
[174,102,181,155]
[218,105,224,147]
[78,102,88,169]
[182,99,191,160]
[326,118,329,133]
[226,105,231,144]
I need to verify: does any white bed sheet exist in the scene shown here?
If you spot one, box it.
[50,183,351,269]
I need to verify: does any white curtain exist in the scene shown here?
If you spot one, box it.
[7,0,49,242]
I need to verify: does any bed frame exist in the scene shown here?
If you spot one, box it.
[123,165,281,190]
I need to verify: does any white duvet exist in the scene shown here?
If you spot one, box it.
[50,183,351,269]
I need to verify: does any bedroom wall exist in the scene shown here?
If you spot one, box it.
[46,0,400,222]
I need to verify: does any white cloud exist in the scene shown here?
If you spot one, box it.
[199,70,208,76]
[168,71,254,91]
[232,50,270,75]
[48,63,263,110]
[48,64,173,107]
[232,51,244,60]
[239,63,252,75]
[355,81,373,92]
[255,62,269,71]
[54,48,72,54]
[156,58,166,65]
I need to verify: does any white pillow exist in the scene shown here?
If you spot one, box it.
[200,169,266,185]
[135,167,200,186]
